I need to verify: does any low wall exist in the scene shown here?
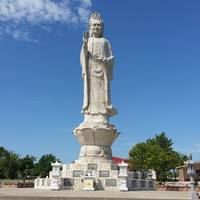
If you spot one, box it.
[0,182,34,188]
[0,184,17,188]
[157,185,200,191]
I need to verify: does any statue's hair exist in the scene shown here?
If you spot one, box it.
[88,12,104,37]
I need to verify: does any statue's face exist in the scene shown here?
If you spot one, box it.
[90,19,102,37]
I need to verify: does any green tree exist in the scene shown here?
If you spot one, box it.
[129,142,149,172]
[6,152,21,179]
[129,133,186,183]
[34,154,58,177]
[0,147,9,178]
[0,147,61,179]
[0,147,21,179]
[19,155,36,179]
[147,132,173,152]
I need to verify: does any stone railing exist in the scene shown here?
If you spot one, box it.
[34,177,51,189]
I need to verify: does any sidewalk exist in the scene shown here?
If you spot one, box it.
[0,188,189,200]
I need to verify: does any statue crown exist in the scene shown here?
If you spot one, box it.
[89,12,103,23]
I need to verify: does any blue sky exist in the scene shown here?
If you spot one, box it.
[0,0,200,163]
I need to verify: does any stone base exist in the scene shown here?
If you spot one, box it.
[61,159,119,190]
[73,122,119,159]
[70,119,120,191]
[34,161,156,191]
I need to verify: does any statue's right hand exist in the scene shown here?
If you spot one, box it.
[83,31,89,40]
[83,40,87,49]
[83,31,89,49]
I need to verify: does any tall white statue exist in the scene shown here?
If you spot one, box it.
[74,12,119,160]
[80,12,117,124]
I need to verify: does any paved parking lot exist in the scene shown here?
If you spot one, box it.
[0,188,190,200]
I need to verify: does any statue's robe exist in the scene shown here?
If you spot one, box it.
[80,37,117,117]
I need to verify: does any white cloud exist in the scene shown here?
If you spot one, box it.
[78,0,92,23]
[2,24,38,42]
[78,7,90,23]
[80,0,92,7]
[0,0,92,41]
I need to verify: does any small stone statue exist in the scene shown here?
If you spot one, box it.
[186,153,199,199]
[86,169,93,177]
[80,12,117,124]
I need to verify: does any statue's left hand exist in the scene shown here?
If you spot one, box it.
[96,57,106,64]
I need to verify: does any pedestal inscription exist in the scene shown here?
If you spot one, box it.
[73,170,83,177]
[64,178,74,186]
[88,163,98,170]
[105,179,117,187]
[99,170,110,177]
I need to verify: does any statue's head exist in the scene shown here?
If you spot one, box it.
[89,12,104,38]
